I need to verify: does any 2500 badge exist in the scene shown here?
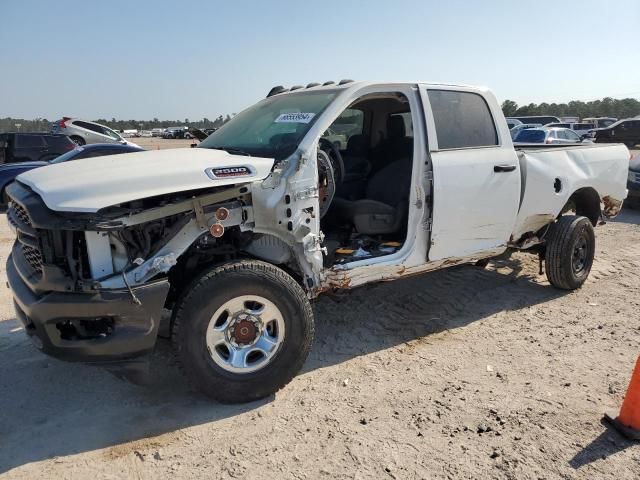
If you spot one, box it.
[206,166,253,179]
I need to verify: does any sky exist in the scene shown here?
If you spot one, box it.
[1,0,639,120]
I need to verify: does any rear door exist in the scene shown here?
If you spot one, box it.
[421,87,521,260]
[13,134,47,162]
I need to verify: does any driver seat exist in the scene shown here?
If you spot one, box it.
[331,156,413,235]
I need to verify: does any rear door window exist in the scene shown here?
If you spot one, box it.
[565,130,580,142]
[15,135,46,148]
[74,121,104,134]
[427,90,498,149]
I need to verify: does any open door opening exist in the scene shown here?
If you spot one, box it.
[318,92,414,266]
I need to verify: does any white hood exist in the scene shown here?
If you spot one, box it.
[17,148,274,213]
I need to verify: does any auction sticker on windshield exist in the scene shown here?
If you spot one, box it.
[275,113,316,123]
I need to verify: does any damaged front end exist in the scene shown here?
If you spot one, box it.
[4,179,264,369]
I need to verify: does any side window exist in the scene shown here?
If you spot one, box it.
[74,121,103,134]
[566,130,580,142]
[325,108,364,148]
[389,112,413,137]
[15,135,46,148]
[427,90,498,149]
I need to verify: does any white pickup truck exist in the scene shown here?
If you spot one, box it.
[6,81,629,403]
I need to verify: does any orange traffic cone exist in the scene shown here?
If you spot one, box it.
[604,356,640,440]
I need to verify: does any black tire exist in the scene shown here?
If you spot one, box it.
[172,260,314,403]
[545,215,595,290]
[70,136,85,146]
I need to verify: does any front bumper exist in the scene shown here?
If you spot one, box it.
[7,254,169,363]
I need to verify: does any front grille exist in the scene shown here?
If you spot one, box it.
[22,245,43,274]
[12,203,32,227]
[8,200,44,277]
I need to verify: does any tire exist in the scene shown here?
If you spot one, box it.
[545,215,595,290]
[70,136,85,146]
[172,260,314,403]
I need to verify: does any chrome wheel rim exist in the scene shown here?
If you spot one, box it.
[206,295,285,374]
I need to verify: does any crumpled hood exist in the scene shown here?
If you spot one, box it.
[16,148,274,212]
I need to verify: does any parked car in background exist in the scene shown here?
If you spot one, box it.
[506,118,523,129]
[627,153,640,209]
[514,127,590,144]
[593,119,640,148]
[583,117,617,129]
[0,133,75,164]
[545,122,597,139]
[570,122,597,138]
[162,126,190,139]
[51,117,140,148]
[511,115,561,125]
[151,128,165,137]
[509,123,541,140]
[0,143,143,206]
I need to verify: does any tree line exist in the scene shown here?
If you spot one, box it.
[0,115,235,133]
[2,96,639,133]
[501,97,640,119]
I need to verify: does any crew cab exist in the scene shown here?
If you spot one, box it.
[5,81,629,403]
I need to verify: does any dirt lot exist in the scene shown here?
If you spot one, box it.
[132,137,197,150]
[0,153,639,479]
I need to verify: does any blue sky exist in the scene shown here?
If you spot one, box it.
[1,0,638,120]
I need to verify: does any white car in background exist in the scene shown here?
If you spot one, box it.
[51,117,140,147]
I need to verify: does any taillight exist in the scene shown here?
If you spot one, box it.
[58,120,67,129]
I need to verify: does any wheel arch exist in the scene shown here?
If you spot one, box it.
[562,187,601,226]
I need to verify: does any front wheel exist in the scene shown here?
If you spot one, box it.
[172,260,314,403]
[545,215,595,290]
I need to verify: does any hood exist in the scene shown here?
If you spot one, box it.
[0,161,48,170]
[17,148,274,213]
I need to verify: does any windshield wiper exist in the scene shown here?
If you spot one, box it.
[206,146,251,156]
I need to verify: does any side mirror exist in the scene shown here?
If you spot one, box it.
[190,143,197,148]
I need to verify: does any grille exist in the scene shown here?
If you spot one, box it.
[11,203,32,227]
[22,245,43,274]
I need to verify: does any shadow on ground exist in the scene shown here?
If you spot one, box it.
[0,254,563,473]
[569,419,637,469]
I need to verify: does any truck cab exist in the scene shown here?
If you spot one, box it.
[6,81,629,403]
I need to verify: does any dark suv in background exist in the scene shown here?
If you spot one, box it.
[593,119,640,148]
[0,133,76,164]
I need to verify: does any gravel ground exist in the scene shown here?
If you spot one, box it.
[0,194,639,478]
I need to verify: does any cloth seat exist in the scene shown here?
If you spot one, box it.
[331,156,413,235]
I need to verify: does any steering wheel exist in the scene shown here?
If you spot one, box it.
[319,138,345,184]
[317,138,345,218]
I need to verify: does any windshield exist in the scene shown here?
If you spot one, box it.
[514,129,546,142]
[49,147,82,164]
[104,127,122,141]
[198,91,337,160]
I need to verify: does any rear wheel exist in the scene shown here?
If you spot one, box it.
[172,260,314,403]
[545,215,595,290]
[70,136,85,146]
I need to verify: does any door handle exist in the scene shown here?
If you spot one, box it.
[494,165,516,172]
